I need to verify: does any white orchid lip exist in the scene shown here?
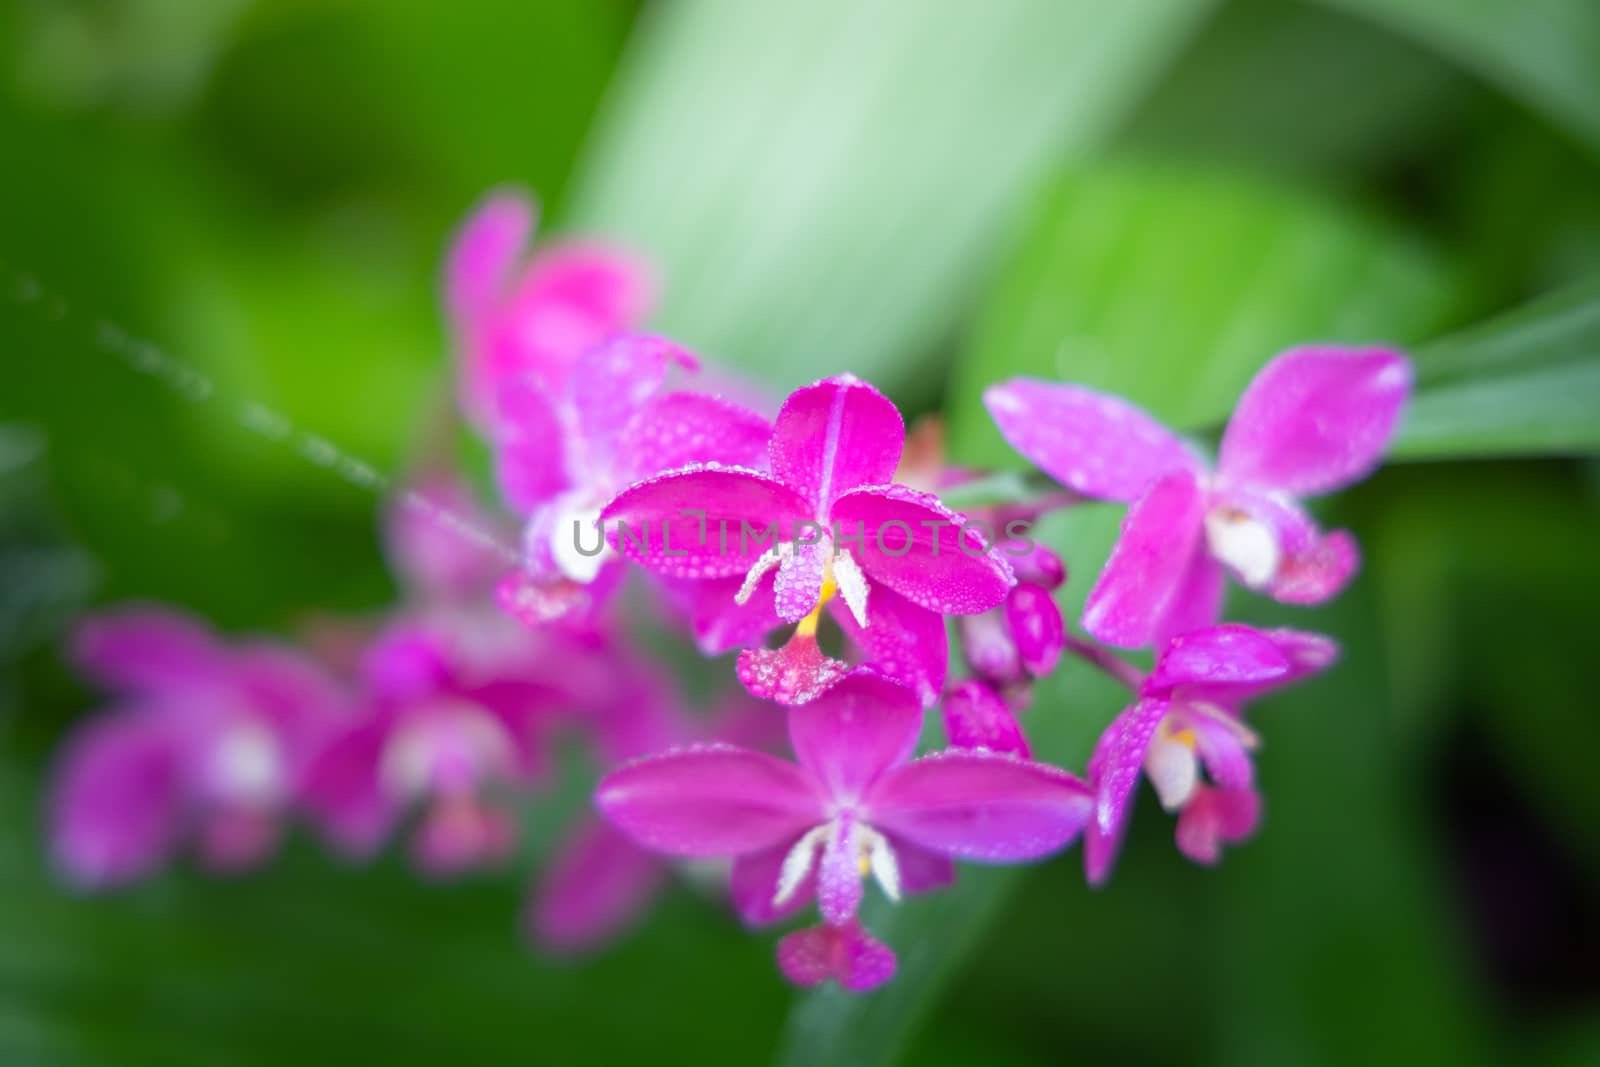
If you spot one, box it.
[1204,506,1280,589]
[209,719,285,805]
[379,701,517,801]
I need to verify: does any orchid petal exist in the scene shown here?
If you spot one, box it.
[831,485,1013,615]
[1270,528,1360,605]
[1151,547,1226,651]
[71,607,221,696]
[984,379,1202,501]
[890,835,957,894]
[769,375,904,512]
[869,751,1092,862]
[49,711,184,888]
[1145,624,1292,695]
[1190,712,1255,790]
[619,391,772,480]
[1083,469,1207,649]
[384,476,504,599]
[777,919,897,993]
[492,376,571,513]
[829,585,948,708]
[942,680,1031,758]
[659,574,780,656]
[786,671,922,804]
[737,632,851,706]
[531,817,666,953]
[570,335,699,474]
[602,466,813,578]
[412,795,516,875]
[1174,785,1261,865]
[300,716,401,859]
[595,744,822,857]
[446,189,534,323]
[731,832,816,927]
[1219,346,1411,496]
[1084,698,1168,886]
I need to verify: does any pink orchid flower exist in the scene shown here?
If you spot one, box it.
[956,540,1066,708]
[596,671,1092,991]
[445,189,654,432]
[1085,624,1337,884]
[51,607,344,888]
[492,333,770,627]
[601,375,1016,705]
[986,346,1412,648]
[301,618,580,876]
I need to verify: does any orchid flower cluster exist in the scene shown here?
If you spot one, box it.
[48,189,1413,992]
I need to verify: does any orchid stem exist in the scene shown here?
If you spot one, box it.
[1061,635,1144,692]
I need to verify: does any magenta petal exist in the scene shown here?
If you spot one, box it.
[1219,346,1412,496]
[1269,528,1360,605]
[769,375,904,512]
[496,564,623,629]
[942,680,1030,758]
[777,919,897,992]
[731,833,815,927]
[532,818,666,954]
[1265,628,1341,682]
[984,379,1202,501]
[492,376,571,513]
[595,744,821,857]
[1082,469,1206,649]
[72,607,221,695]
[787,671,922,803]
[830,585,948,708]
[602,467,813,578]
[1190,713,1254,791]
[831,486,1014,615]
[570,335,699,471]
[737,634,851,706]
[446,190,534,322]
[1083,699,1168,886]
[869,751,1092,862]
[620,391,772,479]
[1004,583,1063,678]
[818,813,864,924]
[413,796,516,876]
[1174,785,1261,865]
[890,836,956,894]
[1145,624,1292,694]
[659,573,779,657]
[50,711,184,888]
[300,717,399,858]
[1151,548,1225,651]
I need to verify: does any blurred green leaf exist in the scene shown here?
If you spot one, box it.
[1394,279,1600,458]
[1316,0,1600,159]
[946,162,1460,467]
[570,0,1217,392]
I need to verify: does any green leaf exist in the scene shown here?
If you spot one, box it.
[1315,0,1600,160]
[568,0,1217,392]
[1393,279,1600,458]
[946,162,1460,467]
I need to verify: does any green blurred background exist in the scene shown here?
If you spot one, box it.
[1,1,1597,1064]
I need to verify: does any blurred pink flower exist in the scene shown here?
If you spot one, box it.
[51,607,345,888]
[445,189,655,432]
[300,618,581,876]
[596,670,1092,990]
[1084,624,1337,884]
[492,334,770,628]
[603,375,1015,705]
[986,346,1412,648]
